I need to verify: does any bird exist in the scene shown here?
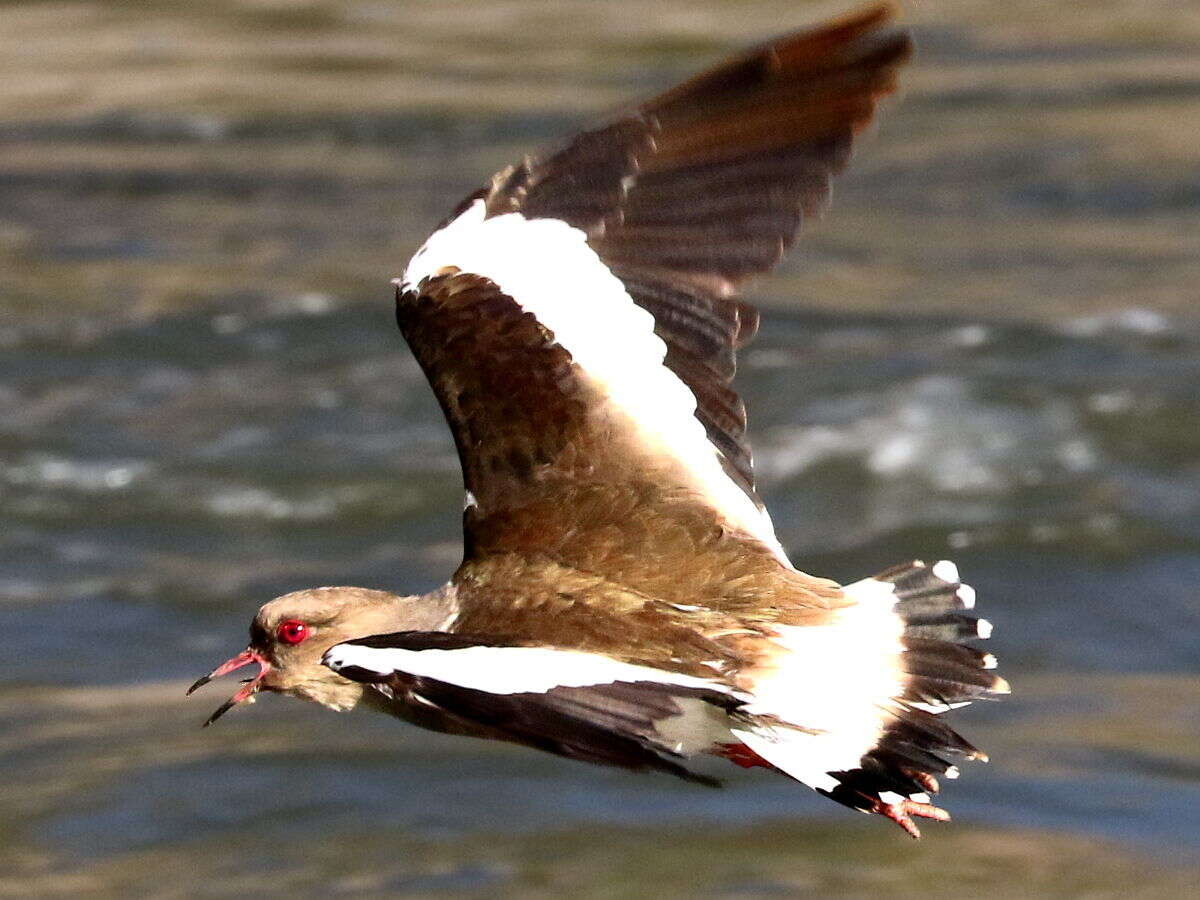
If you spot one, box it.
[188,3,1008,839]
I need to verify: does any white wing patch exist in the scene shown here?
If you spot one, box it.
[324,641,742,698]
[401,200,788,565]
[733,575,906,792]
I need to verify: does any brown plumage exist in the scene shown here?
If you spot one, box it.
[191,5,1009,839]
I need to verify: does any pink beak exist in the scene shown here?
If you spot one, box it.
[187,648,272,727]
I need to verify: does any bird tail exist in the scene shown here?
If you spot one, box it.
[731,559,1007,837]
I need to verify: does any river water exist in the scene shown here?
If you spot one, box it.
[2,1,1199,896]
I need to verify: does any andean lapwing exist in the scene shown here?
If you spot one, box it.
[190,3,1008,838]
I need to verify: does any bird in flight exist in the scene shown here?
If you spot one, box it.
[190,4,1008,838]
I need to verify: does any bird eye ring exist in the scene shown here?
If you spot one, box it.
[276,620,309,645]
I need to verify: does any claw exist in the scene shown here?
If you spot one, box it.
[908,770,940,794]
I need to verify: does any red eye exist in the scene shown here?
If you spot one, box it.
[276,620,308,645]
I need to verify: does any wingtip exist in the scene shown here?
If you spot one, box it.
[822,1,901,36]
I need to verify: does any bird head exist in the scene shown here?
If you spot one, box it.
[187,587,414,725]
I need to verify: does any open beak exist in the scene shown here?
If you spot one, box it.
[187,648,271,727]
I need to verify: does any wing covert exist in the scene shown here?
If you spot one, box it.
[396,268,789,568]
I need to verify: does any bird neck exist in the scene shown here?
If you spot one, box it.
[398,583,460,632]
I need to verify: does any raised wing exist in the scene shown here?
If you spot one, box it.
[398,5,910,573]
[478,3,911,498]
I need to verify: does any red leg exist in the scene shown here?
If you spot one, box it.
[714,742,780,771]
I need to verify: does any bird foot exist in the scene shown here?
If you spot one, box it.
[870,796,951,839]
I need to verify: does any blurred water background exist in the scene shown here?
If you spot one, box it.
[2,1,1199,896]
